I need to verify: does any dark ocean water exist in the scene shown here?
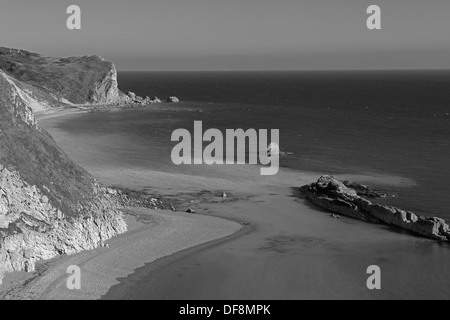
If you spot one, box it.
[114,71,450,219]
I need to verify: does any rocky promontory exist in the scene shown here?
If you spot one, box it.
[0,47,129,112]
[301,176,450,242]
[0,48,129,283]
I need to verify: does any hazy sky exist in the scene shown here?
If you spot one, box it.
[1,0,450,70]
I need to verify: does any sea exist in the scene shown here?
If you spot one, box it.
[68,70,450,218]
[43,71,450,219]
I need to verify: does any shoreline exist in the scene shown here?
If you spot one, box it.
[102,214,253,300]
[34,98,183,121]
[0,208,241,300]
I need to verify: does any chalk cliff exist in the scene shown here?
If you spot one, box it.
[301,176,450,242]
[0,49,128,283]
[0,47,129,112]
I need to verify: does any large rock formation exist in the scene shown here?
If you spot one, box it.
[301,176,450,242]
[0,47,129,112]
[0,49,128,283]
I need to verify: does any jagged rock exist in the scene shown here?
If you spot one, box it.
[186,208,195,213]
[40,195,49,204]
[150,97,162,103]
[342,180,388,198]
[167,96,180,103]
[106,188,117,195]
[300,176,450,242]
[0,70,38,126]
[142,96,151,104]
[127,92,136,100]
[0,165,127,282]
[89,62,122,103]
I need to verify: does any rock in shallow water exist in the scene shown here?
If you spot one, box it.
[150,96,162,103]
[300,175,450,242]
[167,96,180,103]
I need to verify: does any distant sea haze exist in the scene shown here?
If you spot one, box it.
[82,71,450,218]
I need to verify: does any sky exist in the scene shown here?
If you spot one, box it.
[1,0,450,71]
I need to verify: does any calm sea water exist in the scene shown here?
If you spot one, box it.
[116,71,450,218]
[57,71,450,218]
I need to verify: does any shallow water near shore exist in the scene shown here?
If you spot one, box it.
[38,70,450,299]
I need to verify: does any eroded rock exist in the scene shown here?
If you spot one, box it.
[300,175,450,242]
[167,96,180,103]
[0,165,127,283]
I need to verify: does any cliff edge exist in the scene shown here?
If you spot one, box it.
[0,47,129,112]
[0,48,128,283]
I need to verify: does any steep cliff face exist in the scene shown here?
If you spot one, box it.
[0,164,127,277]
[301,176,450,242]
[0,53,127,283]
[0,70,37,126]
[0,47,129,111]
[89,62,122,103]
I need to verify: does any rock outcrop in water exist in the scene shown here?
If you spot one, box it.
[0,48,128,283]
[167,96,180,103]
[126,91,162,106]
[300,176,450,242]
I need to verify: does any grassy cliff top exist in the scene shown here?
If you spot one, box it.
[0,47,118,104]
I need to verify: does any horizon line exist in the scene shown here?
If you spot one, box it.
[117,68,450,72]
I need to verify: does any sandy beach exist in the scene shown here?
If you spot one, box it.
[0,208,240,300]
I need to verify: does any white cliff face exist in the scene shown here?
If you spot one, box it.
[0,70,38,126]
[90,63,123,103]
[0,163,127,284]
